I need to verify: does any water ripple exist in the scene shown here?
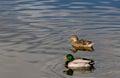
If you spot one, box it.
[0,0,120,78]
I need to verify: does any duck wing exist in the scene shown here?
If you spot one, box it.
[79,39,92,45]
[72,58,92,63]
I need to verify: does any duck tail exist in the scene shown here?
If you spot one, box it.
[89,60,95,66]
[88,43,94,47]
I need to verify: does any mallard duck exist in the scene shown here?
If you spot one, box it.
[64,54,95,69]
[68,35,94,52]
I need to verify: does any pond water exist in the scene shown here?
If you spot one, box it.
[0,0,120,78]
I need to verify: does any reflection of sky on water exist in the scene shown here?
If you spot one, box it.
[14,0,120,26]
[0,0,120,53]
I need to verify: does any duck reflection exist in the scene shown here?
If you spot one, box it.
[63,66,95,76]
[69,47,94,53]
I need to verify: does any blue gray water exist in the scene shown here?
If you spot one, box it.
[0,0,120,78]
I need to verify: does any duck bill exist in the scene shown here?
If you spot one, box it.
[67,38,71,41]
[63,57,67,61]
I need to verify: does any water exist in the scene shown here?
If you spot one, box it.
[0,0,120,78]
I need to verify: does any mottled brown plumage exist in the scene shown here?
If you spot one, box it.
[68,35,94,52]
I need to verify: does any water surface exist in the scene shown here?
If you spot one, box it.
[0,0,120,78]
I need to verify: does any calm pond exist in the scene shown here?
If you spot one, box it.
[0,0,120,78]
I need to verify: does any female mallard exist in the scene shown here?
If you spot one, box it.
[68,35,94,52]
[64,54,95,69]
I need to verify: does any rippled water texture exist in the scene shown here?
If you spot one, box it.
[0,0,120,78]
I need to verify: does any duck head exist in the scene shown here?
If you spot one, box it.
[64,54,74,61]
[68,35,79,42]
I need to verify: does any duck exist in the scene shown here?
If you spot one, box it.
[68,35,94,52]
[64,54,95,69]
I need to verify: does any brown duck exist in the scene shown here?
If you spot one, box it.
[68,35,94,52]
